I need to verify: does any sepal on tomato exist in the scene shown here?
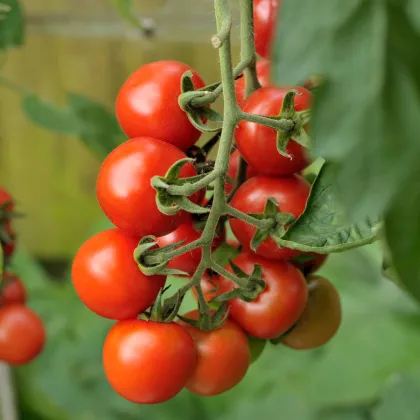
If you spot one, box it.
[178,302,229,332]
[150,287,186,323]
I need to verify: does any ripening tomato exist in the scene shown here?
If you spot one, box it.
[254,0,280,59]
[281,275,341,350]
[72,229,165,320]
[236,86,312,176]
[97,137,201,237]
[230,175,310,260]
[157,217,202,276]
[0,305,45,365]
[116,61,206,151]
[225,150,259,195]
[179,310,250,396]
[0,273,26,306]
[292,252,328,275]
[103,319,196,404]
[235,59,271,108]
[219,253,308,339]
[1,221,16,258]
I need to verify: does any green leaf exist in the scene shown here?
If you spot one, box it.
[0,0,24,50]
[272,0,420,219]
[22,95,82,135]
[273,163,380,253]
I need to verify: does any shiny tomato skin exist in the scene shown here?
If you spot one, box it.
[157,217,202,276]
[225,150,259,195]
[96,137,201,237]
[0,273,26,306]
[72,229,165,320]
[116,61,206,151]
[254,0,280,59]
[103,319,196,404]
[0,304,45,365]
[219,253,308,339]
[179,310,250,396]
[230,175,310,260]
[236,86,312,176]
[281,275,341,350]
[235,59,271,108]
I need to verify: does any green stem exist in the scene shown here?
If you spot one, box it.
[144,238,204,265]
[226,205,275,230]
[167,170,221,196]
[240,111,296,132]
[210,261,249,288]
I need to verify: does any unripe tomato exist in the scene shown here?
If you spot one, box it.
[103,319,196,404]
[0,273,26,306]
[230,175,310,260]
[254,0,281,59]
[116,61,206,151]
[72,229,165,320]
[157,217,202,276]
[225,150,259,195]
[236,86,312,176]
[219,253,308,339]
[235,59,271,108]
[0,305,45,365]
[281,275,341,349]
[96,137,201,238]
[179,310,250,396]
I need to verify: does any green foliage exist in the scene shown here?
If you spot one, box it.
[0,0,24,50]
[272,0,420,302]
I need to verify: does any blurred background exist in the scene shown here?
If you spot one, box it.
[2,1,420,419]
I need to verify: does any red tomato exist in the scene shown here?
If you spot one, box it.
[1,221,16,258]
[157,217,202,276]
[0,188,13,213]
[230,175,310,260]
[72,229,165,320]
[293,252,328,275]
[225,150,259,195]
[235,59,271,108]
[116,61,206,151]
[103,319,196,404]
[254,0,280,59]
[281,275,341,349]
[191,273,221,302]
[0,273,26,306]
[236,86,312,176]
[219,253,307,339]
[179,310,250,396]
[0,305,45,365]
[97,137,201,238]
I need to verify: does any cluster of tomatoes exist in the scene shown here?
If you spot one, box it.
[72,0,341,405]
[0,188,45,365]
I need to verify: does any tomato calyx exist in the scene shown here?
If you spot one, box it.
[149,287,186,323]
[178,301,229,331]
[247,197,295,251]
[151,158,210,216]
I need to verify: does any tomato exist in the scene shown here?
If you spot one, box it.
[1,221,16,258]
[235,59,271,108]
[192,273,221,302]
[236,86,312,176]
[292,252,328,275]
[281,275,341,349]
[0,188,13,213]
[0,273,26,306]
[157,217,202,276]
[230,175,310,260]
[254,0,280,59]
[179,310,250,396]
[225,150,259,195]
[219,253,307,339]
[116,61,206,151]
[72,229,165,320]
[248,336,266,363]
[97,137,201,237]
[0,304,45,365]
[103,319,196,404]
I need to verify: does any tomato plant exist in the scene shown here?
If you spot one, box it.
[0,273,26,306]
[0,304,46,365]
[230,175,310,260]
[103,319,196,404]
[236,86,311,176]
[72,228,165,320]
[96,137,201,237]
[219,252,307,339]
[253,0,280,58]
[279,275,342,349]
[179,310,250,396]
[116,61,206,151]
